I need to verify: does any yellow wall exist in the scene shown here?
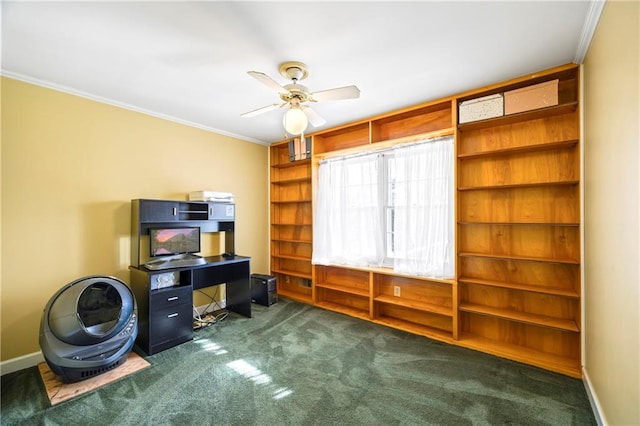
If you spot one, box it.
[583,1,640,424]
[1,77,269,361]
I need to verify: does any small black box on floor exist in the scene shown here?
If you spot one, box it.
[250,274,277,306]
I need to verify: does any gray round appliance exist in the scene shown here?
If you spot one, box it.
[39,275,138,383]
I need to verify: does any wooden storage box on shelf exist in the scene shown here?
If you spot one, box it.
[458,94,504,124]
[504,79,559,115]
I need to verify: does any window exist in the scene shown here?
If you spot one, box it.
[313,136,454,278]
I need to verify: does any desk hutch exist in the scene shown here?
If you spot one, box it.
[129,199,251,355]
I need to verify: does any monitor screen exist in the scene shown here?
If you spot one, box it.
[149,227,201,257]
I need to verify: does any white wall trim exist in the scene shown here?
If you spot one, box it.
[583,367,608,425]
[0,70,269,147]
[193,299,227,317]
[1,299,227,376]
[0,351,45,376]
[574,0,607,64]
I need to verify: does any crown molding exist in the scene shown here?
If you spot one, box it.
[574,0,607,64]
[0,70,269,146]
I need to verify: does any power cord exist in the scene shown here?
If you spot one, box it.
[192,287,229,330]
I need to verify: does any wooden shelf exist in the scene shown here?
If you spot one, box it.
[458,252,579,265]
[459,303,579,332]
[374,295,452,317]
[374,316,453,342]
[271,177,311,184]
[315,301,371,321]
[457,333,581,378]
[270,268,312,280]
[271,158,311,168]
[458,221,579,227]
[271,253,311,262]
[271,238,312,244]
[278,289,312,304]
[315,282,369,297]
[368,267,455,285]
[319,263,455,285]
[457,102,578,132]
[315,128,455,162]
[372,128,455,149]
[271,199,311,204]
[458,180,579,191]
[458,139,578,160]
[271,222,312,226]
[458,277,579,298]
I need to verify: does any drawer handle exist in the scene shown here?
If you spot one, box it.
[167,296,179,301]
[167,313,179,318]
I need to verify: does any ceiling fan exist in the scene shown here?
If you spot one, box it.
[241,61,360,136]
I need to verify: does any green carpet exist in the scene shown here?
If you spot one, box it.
[1,299,595,425]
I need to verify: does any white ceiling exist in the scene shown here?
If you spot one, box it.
[1,1,601,145]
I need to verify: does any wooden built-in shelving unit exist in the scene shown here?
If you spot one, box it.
[269,63,582,378]
[269,146,313,304]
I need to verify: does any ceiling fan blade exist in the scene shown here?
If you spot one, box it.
[303,106,327,127]
[311,85,360,102]
[241,103,285,118]
[247,71,288,94]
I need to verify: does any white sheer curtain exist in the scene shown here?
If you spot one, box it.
[312,153,385,267]
[313,135,454,279]
[391,136,455,278]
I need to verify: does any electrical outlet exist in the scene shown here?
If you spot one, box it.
[393,286,401,297]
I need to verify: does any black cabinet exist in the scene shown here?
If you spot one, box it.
[148,287,193,353]
[130,269,194,355]
[139,200,179,222]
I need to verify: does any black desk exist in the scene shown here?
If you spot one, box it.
[129,255,251,355]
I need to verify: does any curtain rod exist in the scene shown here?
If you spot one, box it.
[318,135,453,165]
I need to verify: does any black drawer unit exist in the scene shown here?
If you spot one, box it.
[150,285,192,311]
[130,268,195,355]
[149,301,193,354]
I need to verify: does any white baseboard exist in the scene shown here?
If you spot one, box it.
[193,298,226,316]
[0,351,45,376]
[1,299,227,377]
[583,367,607,425]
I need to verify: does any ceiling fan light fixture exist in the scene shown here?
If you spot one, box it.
[283,107,308,135]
